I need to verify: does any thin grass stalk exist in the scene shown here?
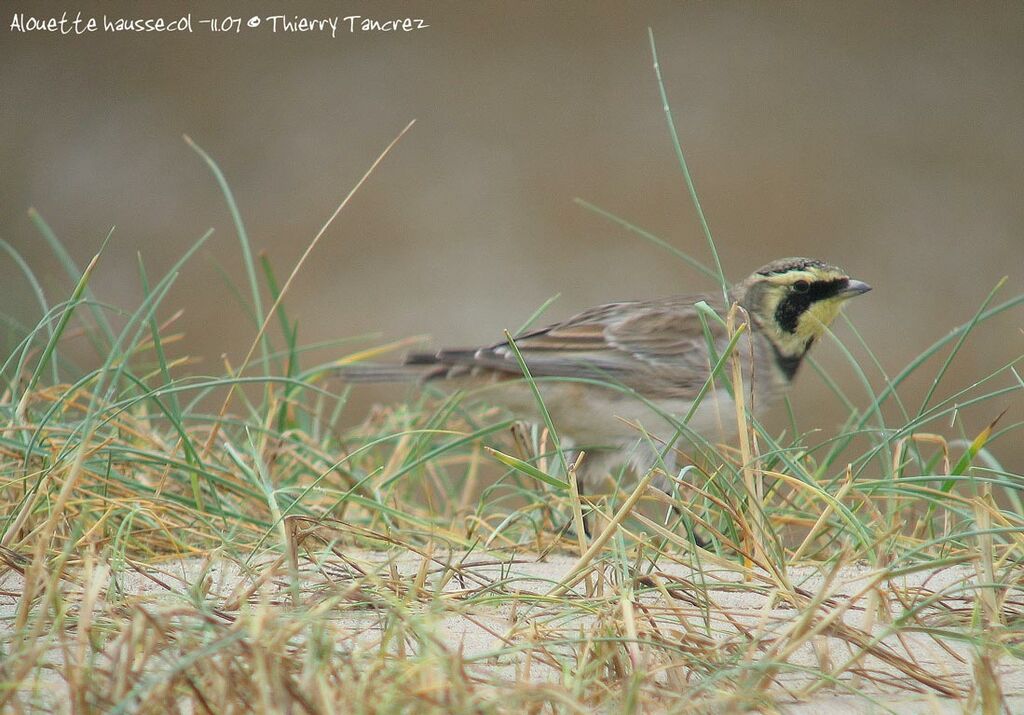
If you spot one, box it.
[547,469,658,598]
[647,28,728,301]
[200,120,415,460]
[726,306,764,570]
[0,239,57,384]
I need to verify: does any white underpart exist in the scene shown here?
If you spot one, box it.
[546,386,738,447]
[483,381,751,487]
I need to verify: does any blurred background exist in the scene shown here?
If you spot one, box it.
[2,1,1022,466]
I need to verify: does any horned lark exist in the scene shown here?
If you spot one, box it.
[341,257,869,494]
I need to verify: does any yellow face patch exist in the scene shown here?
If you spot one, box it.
[795,298,844,340]
[757,267,853,354]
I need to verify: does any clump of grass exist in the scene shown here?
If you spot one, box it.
[2,37,1023,714]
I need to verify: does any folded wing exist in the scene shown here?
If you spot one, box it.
[405,298,730,398]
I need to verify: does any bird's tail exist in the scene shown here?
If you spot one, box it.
[333,350,480,384]
[333,362,431,383]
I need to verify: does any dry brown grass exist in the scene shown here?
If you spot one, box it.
[2,110,1022,713]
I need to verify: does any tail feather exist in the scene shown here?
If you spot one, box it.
[405,352,442,365]
[338,348,489,384]
[334,363,432,383]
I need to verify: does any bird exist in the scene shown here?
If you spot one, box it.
[339,257,870,526]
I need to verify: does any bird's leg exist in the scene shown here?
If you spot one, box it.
[576,475,593,539]
[567,448,594,539]
[562,449,617,540]
[650,448,710,549]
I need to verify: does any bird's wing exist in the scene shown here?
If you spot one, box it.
[410,298,731,396]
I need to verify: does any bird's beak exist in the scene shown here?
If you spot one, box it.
[840,279,872,298]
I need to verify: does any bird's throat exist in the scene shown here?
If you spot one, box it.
[769,341,807,381]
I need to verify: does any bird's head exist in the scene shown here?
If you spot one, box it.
[732,257,871,359]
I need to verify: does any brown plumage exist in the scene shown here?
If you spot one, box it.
[339,258,870,496]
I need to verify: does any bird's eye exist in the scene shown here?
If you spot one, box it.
[793,280,810,294]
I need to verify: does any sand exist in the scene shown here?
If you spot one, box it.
[2,548,1021,713]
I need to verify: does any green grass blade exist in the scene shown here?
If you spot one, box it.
[648,27,727,300]
[15,234,110,421]
[573,198,718,282]
[29,210,116,349]
[0,239,57,384]
[918,277,1006,416]
[486,447,569,490]
[184,135,272,375]
[501,329,571,478]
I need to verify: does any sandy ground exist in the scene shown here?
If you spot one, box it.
[2,550,1022,713]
